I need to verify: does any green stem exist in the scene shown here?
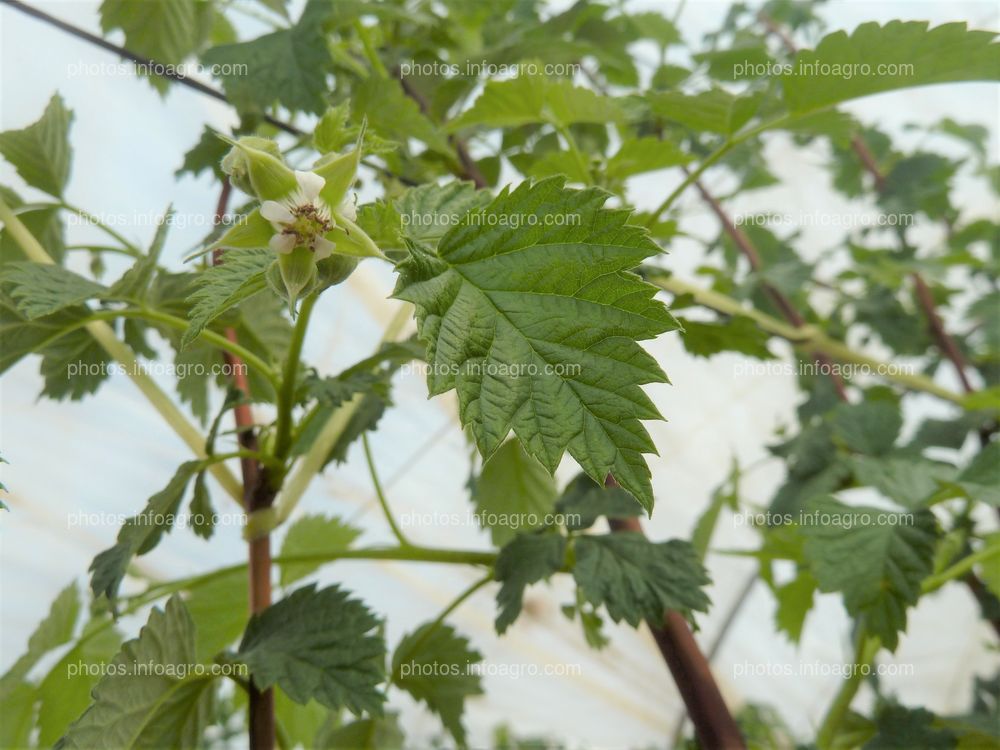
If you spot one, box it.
[272,293,318,468]
[0,196,243,504]
[97,308,278,389]
[269,303,412,528]
[651,273,965,404]
[816,629,881,750]
[553,121,592,183]
[354,19,388,77]
[57,201,142,255]
[391,573,493,682]
[644,115,790,227]
[362,433,414,547]
[923,541,1000,594]
[130,546,498,606]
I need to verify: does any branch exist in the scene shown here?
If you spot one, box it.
[0,195,243,502]
[606,501,746,750]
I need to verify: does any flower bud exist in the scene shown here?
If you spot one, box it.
[266,248,317,315]
[220,135,296,201]
[316,254,358,289]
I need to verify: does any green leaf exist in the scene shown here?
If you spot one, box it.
[0,93,73,197]
[176,126,229,180]
[691,460,740,560]
[648,88,763,135]
[863,704,956,749]
[494,533,567,634]
[395,181,491,247]
[773,572,817,644]
[849,454,956,508]
[553,473,642,531]
[782,22,1000,117]
[605,136,692,180]
[392,623,483,745]
[951,442,1000,506]
[36,620,123,747]
[0,581,80,691]
[472,438,558,546]
[448,75,624,131]
[183,248,272,348]
[676,316,775,360]
[0,293,113,400]
[831,400,902,455]
[237,584,385,715]
[0,681,35,748]
[184,568,248,662]
[100,0,211,73]
[318,713,404,750]
[109,209,171,301]
[56,597,216,750]
[1,262,106,319]
[394,177,676,511]
[0,197,67,264]
[202,1,334,113]
[801,496,938,651]
[572,533,710,627]
[279,514,362,586]
[352,76,452,156]
[90,462,200,602]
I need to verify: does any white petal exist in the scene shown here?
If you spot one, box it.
[260,201,294,224]
[312,236,336,260]
[270,233,296,254]
[295,170,325,202]
[338,198,357,222]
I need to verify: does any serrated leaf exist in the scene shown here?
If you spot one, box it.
[100,0,211,74]
[676,316,775,360]
[176,126,229,180]
[392,623,483,745]
[184,568,248,663]
[831,400,902,456]
[605,136,691,180]
[36,620,123,747]
[352,76,452,156]
[90,462,200,602]
[774,572,816,643]
[183,248,272,348]
[863,704,956,749]
[782,22,1000,117]
[801,496,938,651]
[203,1,334,113]
[448,75,624,131]
[394,177,676,511]
[1,262,106,319]
[237,584,385,715]
[952,442,1000,506]
[849,454,957,508]
[0,93,73,196]
[472,439,557,546]
[494,533,567,634]
[649,88,763,135]
[572,533,710,626]
[318,713,404,750]
[553,473,642,531]
[279,514,362,586]
[56,597,216,749]
[0,581,80,692]
[396,181,491,247]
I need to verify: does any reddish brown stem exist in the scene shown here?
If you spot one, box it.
[605,481,746,750]
[212,181,274,750]
[393,66,488,189]
[911,273,976,394]
[689,175,850,401]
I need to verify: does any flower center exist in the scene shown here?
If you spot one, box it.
[281,203,333,247]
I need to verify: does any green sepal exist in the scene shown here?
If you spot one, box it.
[218,134,296,200]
